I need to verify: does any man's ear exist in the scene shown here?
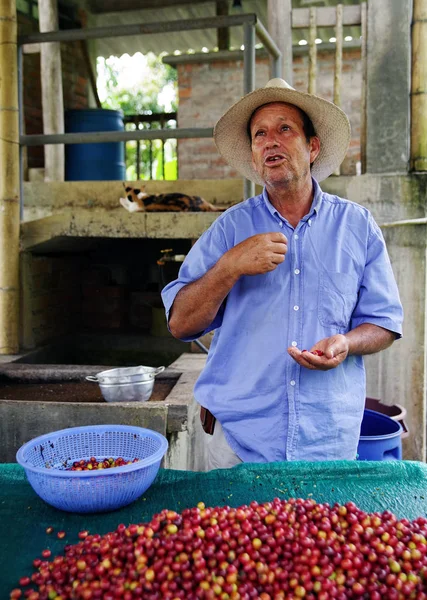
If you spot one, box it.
[309,136,321,163]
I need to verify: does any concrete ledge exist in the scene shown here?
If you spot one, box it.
[22,180,252,219]
[20,210,220,251]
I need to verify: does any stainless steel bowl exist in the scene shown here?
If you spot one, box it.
[86,365,165,385]
[86,365,165,403]
[98,378,155,403]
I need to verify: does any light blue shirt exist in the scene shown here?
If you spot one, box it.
[161,180,403,463]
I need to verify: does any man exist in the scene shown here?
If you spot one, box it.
[161,78,403,469]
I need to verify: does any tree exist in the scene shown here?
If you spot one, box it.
[97,52,178,180]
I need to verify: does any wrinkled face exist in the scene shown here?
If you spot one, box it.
[249,102,320,187]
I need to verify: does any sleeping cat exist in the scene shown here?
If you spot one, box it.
[120,184,219,212]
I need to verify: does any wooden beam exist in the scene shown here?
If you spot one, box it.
[333,4,343,176]
[292,5,361,28]
[267,0,292,82]
[308,7,317,94]
[360,2,367,174]
[79,40,102,109]
[0,0,20,354]
[216,1,229,51]
[90,0,213,13]
[38,0,65,181]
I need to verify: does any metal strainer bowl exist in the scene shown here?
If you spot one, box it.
[86,365,165,403]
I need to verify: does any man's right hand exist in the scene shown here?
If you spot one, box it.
[222,232,288,278]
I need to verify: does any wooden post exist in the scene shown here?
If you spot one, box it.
[38,0,65,181]
[360,2,368,174]
[216,1,229,51]
[411,0,427,171]
[333,4,343,176]
[0,0,20,354]
[267,0,293,83]
[333,5,343,108]
[308,7,317,94]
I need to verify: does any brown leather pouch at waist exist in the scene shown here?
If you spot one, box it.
[200,406,216,435]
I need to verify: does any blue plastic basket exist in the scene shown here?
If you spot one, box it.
[16,425,168,513]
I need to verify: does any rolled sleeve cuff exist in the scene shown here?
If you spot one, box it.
[350,317,403,339]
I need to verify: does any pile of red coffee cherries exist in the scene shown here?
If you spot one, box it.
[10,497,427,599]
[66,457,140,471]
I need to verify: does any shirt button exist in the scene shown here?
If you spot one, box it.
[291,341,297,347]
[278,221,283,228]
[290,380,296,386]
[294,305,299,311]
[294,268,300,275]
[308,219,312,226]
[294,234,299,240]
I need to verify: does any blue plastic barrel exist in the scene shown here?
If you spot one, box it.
[65,109,125,181]
[357,409,403,461]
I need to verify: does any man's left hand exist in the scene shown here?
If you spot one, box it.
[287,334,349,371]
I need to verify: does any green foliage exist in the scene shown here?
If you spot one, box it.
[98,53,178,180]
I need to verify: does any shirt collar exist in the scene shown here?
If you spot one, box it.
[262,177,323,223]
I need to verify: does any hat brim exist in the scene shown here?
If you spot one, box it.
[213,86,351,184]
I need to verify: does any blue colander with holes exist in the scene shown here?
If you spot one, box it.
[16,424,168,513]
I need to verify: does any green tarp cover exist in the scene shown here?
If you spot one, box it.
[2,460,427,596]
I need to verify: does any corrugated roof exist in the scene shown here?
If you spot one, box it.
[81,0,361,59]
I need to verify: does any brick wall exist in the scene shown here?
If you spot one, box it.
[18,13,90,172]
[176,48,362,179]
[21,254,83,348]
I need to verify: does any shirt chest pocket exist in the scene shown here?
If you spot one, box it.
[318,271,359,330]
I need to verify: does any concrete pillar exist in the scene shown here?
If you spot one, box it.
[0,0,20,354]
[365,0,412,173]
[38,0,65,181]
[267,0,293,83]
[365,220,427,462]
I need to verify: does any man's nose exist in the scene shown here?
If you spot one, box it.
[264,131,280,146]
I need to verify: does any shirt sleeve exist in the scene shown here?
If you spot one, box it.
[350,215,403,338]
[161,220,228,342]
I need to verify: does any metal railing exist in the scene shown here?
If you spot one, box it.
[17,13,282,205]
[123,112,177,180]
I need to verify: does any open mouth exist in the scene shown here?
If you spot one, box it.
[265,154,285,165]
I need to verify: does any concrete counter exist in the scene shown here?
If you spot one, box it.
[0,354,208,470]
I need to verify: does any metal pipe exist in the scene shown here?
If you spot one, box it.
[136,139,140,180]
[193,338,209,354]
[243,22,256,200]
[162,139,165,179]
[244,178,255,201]
[380,217,427,228]
[243,22,255,94]
[19,13,257,45]
[255,20,281,59]
[20,127,214,146]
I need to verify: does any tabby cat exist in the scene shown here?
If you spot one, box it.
[120,184,219,213]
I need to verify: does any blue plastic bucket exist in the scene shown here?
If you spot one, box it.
[65,109,125,181]
[357,408,403,461]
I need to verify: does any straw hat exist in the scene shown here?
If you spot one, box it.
[213,78,351,184]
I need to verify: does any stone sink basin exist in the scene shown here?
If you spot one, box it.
[0,354,208,471]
